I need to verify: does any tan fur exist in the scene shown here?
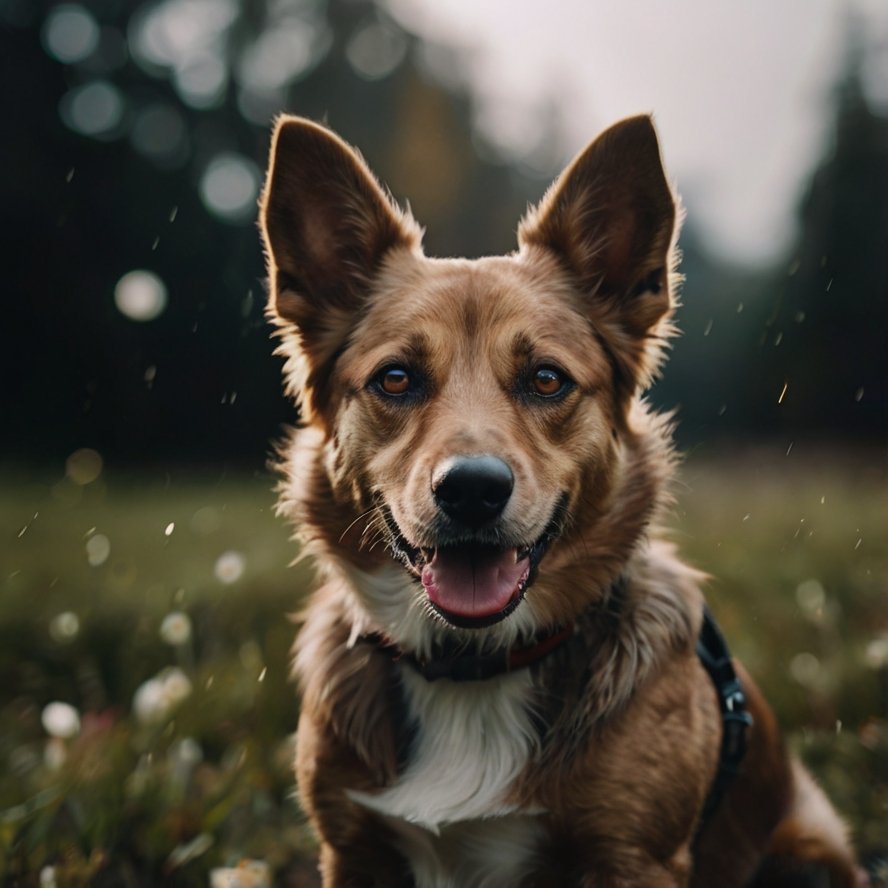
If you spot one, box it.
[260,114,862,887]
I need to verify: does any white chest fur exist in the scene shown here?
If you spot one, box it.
[348,665,544,886]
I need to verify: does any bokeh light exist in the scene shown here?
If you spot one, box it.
[59,80,124,139]
[114,269,168,321]
[86,533,111,567]
[199,154,260,223]
[65,447,103,485]
[173,52,227,108]
[49,612,81,643]
[42,4,99,64]
[130,103,188,167]
[346,22,407,81]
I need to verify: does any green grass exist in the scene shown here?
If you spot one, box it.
[1,450,886,884]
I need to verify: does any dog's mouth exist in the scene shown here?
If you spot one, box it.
[385,497,566,629]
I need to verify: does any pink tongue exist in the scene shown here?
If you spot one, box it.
[422,545,529,619]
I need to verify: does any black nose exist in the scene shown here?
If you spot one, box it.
[433,455,514,527]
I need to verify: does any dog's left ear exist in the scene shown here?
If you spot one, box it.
[519,115,678,391]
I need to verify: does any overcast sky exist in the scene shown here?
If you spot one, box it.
[387,0,888,265]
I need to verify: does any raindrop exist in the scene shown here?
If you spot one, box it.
[114,269,168,321]
[854,387,864,403]
[703,319,713,336]
[164,522,175,536]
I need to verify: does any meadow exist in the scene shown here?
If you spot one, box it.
[1,446,886,885]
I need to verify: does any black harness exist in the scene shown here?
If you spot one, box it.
[695,606,754,823]
[361,602,752,824]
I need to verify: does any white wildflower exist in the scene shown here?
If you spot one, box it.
[160,611,192,646]
[133,667,192,725]
[209,860,271,888]
[41,701,81,739]
[214,550,245,584]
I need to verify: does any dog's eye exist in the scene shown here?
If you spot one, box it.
[531,367,567,398]
[378,367,411,396]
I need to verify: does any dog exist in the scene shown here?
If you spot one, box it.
[259,114,864,887]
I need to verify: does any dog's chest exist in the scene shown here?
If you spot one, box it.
[348,666,544,885]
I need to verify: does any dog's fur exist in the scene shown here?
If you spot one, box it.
[260,114,863,887]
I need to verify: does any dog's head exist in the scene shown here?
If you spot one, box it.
[260,116,678,647]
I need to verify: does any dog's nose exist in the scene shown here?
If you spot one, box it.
[433,455,514,527]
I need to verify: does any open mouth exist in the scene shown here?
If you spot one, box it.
[386,497,566,629]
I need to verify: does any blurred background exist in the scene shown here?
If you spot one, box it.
[1,0,886,883]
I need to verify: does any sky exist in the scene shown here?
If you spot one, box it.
[386,0,888,265]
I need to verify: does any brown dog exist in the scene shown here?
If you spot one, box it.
[259,114,862,887]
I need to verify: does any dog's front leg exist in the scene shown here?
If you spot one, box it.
[296,710,413,888]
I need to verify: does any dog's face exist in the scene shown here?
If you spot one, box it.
[261,116,677,643]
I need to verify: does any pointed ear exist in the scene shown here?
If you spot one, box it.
[259,116,421,364]
[519,115,679,390]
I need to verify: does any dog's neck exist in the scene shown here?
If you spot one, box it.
[358,620,577,683]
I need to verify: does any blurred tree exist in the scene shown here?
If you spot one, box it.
[2,0,885,468]
[0,0,541,468]
[742,39,888,442]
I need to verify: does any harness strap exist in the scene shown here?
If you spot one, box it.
[695,606,754,824]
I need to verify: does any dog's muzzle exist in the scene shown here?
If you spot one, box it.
[384,486,567,629]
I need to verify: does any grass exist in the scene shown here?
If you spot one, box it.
[1,447,886,884]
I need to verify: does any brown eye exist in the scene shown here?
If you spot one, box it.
[380,367,411,396]
[531,367,566,398]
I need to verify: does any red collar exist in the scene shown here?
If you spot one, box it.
[359,622,575,682]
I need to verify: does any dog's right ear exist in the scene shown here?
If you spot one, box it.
[260,116,421,371]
